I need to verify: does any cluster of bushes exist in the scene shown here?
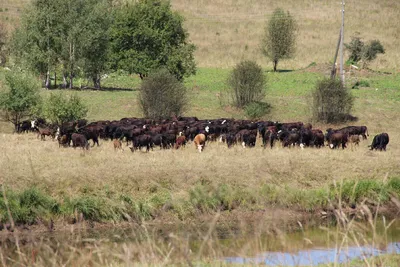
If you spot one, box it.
[1,177,399,225]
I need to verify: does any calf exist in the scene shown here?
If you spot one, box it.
[58,135,69,148]
[194,134,206,153]
[113,139,123,151]
[348,135,360,149]
[37,126,55,141]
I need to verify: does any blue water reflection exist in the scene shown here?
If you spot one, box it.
[225,242,400,266]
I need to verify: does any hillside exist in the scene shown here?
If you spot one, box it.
[1,0,399,69]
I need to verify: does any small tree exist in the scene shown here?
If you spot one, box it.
[312,78,354,123]
[227,61,266,108]
[43,93,88,124]
[139,68,187,119]
[345,35,385,68]
[0,72,42,132]
[261,8,297,72]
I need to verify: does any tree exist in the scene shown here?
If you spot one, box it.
[311,78,354,123]
[261,8,297,72]
[109,0,196,81]
[10,0,111,89]
[0,72,42,132]
[43,93,88,124]
[345,35,385,68]
[139,68,188,119]
[227,61,266,108]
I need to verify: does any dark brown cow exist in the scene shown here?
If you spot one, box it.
[175,136,187,149]
[328,132,348,149]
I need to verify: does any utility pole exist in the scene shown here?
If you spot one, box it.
[340,0,345,86]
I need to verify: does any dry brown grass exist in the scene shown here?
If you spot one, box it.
[1,0,399,69]
[1,132,399,200]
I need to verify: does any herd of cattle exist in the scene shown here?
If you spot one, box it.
[16,117,390,153]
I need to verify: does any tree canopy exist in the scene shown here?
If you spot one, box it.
[261,8,297,72]
[109,0,196,81]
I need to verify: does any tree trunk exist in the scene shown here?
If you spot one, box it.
[45,70,51,89]
[273,60,278,72]
[54,72,57,89]
[93,75,101,89]
[62,72,68,89]
[69,73,73,89]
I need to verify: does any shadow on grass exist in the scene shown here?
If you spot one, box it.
[48,86,138,92]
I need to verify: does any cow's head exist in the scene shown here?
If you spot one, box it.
[31,120,36,129]
[205,126,209,133]
[329,144,334,149]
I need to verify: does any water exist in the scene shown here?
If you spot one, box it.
[225,242,400,266]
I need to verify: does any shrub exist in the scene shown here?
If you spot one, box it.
[351,80,370,89]
[345,35,385,68]
[43,93,88,124]
[139,68,188,120]
[244,101,271,120]
[311,78,354,123]
[227,60,266,108]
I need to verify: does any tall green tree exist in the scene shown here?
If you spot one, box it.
[0,22,8,66]
[10,0,60,88]
[261,8,297,72]
[10,0,111,89]
[109,0,196,81]
[0,72,42,132]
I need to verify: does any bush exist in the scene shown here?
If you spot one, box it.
[227,61,266,108]
[345,35,385,68]
[43,93,88,124]
[351,80,370,89]
[244,101,271,120]
[139,68,188,120]
[311,78,354,123]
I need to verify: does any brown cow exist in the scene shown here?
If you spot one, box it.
[58,135,69,147]
[194,134,206,153]
[113,139,123,151]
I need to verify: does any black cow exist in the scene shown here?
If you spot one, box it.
[262,130,277,149]
[369,133,389,151]
[71,133,89,150]
[130,134,152,152]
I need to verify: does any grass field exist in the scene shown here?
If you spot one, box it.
[1,0,400,69]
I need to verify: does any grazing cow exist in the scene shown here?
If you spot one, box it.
[71,133,89,150]
[311,130,325,148]
[113,139,123,151]
[283,131,301,148]
[369,133,389,151]
[194,134,206,153]
[328,132,348,149]
[348,135,360,149]
[151,134,165,150]
[37,126,55,141]
[175,136,187,149]
[225,133,236,148]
